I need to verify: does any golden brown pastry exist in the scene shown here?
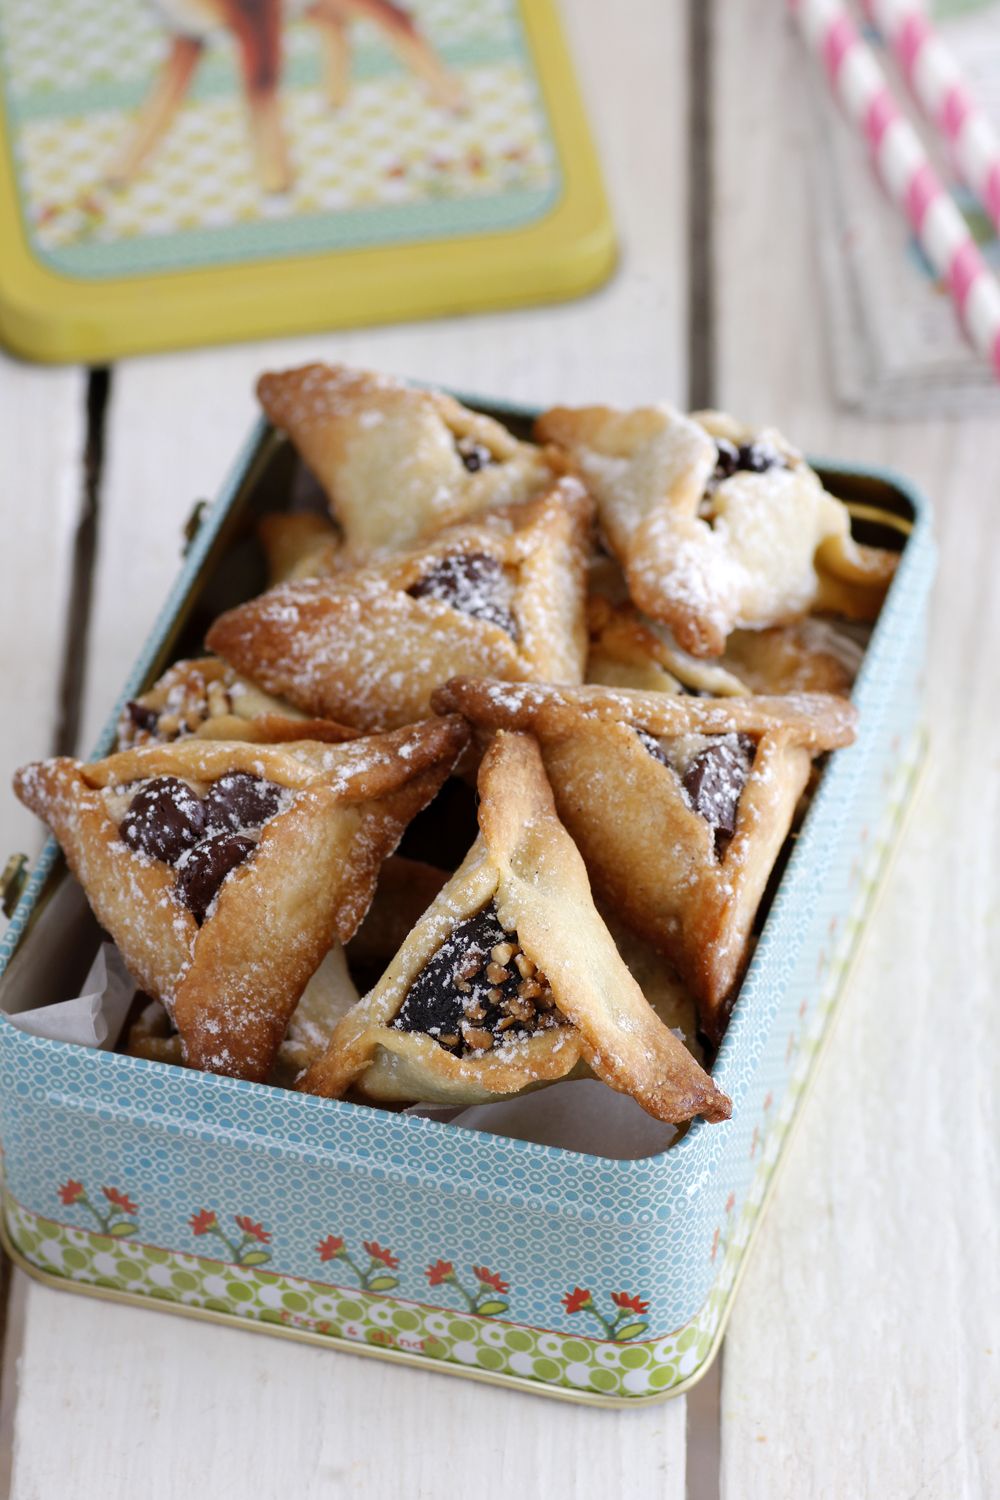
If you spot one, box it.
[537,402,896,656]
[432,680,857,1041]
[257,364,555,559]
[206,480,593,732]
[123,996,182,1066]
[600,908,704,1065]
[269,943,361,1085]
[14,718,468,1082]
[299,732,731,1124]
[117,657,359,749]
[258,511,342,586]
[123,942,361,1087]
[587,595,857,697]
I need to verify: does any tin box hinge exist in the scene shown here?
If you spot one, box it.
[182,499,209,555]
[1,853,28,919]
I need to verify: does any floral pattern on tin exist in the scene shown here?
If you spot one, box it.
[424,1259,510,1316]
[561,1286,650,1341]
[57,1179,139,1238]
[188,1208,272,1266]
[315,1235,400,1292]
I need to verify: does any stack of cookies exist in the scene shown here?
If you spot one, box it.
[14,364,895,1129]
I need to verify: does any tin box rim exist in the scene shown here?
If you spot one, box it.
[0,397,934,1190]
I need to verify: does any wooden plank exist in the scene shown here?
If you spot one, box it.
[0,357,86,890]
[5,3,695,1495]
[712,7,1000,1498]
[3,1278,688,1499]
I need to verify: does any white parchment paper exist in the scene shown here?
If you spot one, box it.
[7,942,135,1050]
[16,943,676,1159]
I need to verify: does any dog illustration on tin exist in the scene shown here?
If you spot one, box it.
[108,0,466,194]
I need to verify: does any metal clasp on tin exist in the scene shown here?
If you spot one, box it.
[1,853,28,918]
[182,499,209,555]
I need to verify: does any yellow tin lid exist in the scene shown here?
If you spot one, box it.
[0,0,614,363]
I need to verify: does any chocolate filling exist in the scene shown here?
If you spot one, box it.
[407,553,517,638]
[713,438,786,481]
[633,727,671,769]
[119,776,205,863]
[203,772,282,834]
[117,773,284,922]
[633,729,756,856]
[682,735,756,853]
[176,833,256,923]
[456,437,493,472]
[393,901,564,1055]
[125,700,160,734]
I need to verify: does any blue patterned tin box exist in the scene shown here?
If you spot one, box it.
[0,406,934,1405]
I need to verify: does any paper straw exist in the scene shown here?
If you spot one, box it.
[789,0,1000,379]
[862,0,1000,237]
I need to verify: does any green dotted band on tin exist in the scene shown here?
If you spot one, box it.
[5,1197,725,1398]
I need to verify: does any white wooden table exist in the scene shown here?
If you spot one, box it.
[1,4,998,1495]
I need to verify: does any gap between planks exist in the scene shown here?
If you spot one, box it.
[0,362,108,1489]
[685,2,722,1496]
[54,368,111,759]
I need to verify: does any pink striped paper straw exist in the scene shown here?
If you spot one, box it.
[862,0,1000,237]
[789,0,1000,379]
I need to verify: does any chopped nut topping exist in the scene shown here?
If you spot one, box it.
[207,680,231,717]
[505,996,535,1024]
[462,1025,495,1052]
[392,902,567,1057]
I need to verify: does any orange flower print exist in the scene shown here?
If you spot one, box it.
[472,1266,509,1294]
[102,1187,137,1215]
[235,1216,271,1244]
[611,1291,649,1315]
[57,1179,138,1237]
[362,1240,399,1270]
[425,1260,510,1316]
[188,1209,271,1266]
[316,1235,345,1262]
[562,1287,649,1341]
[315,1236,400,1292]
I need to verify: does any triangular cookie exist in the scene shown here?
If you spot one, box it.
[14,717,468,1082]
[257,364,555,559]
[206,480,593,731]
[537,402,896,656]
[432,680,857,1041]
[299,731,731,1125]
[257,511,342,586]
[118,656,361,749]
